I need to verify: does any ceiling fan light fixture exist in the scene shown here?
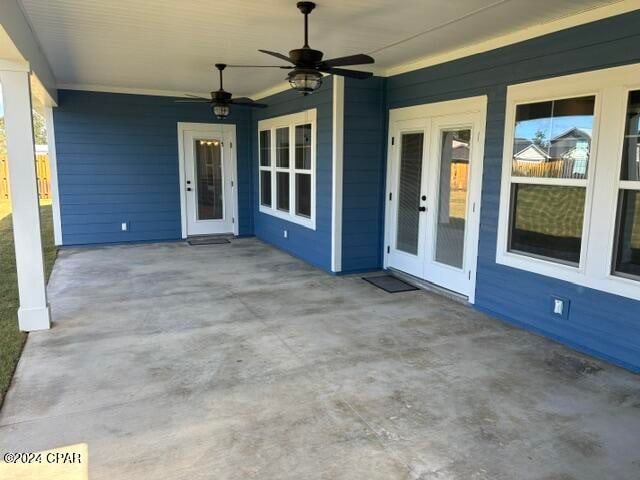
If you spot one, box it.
[212,104,230,119]
[288,69,323,95]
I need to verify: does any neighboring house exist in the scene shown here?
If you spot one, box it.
[513,143,550,163]
[1,1,639,372]
[513,127,592,177]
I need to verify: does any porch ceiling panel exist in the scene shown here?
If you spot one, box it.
[19,0,624,97]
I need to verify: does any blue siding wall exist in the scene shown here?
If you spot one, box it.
[53,90,252,245]
[342,77,386,273]
[251,78,333,271]
[386,11,640,371]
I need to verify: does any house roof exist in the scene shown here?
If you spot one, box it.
[514,144,551,162]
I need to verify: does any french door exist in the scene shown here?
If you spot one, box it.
[179,124,237,236]
[385,98,487,301]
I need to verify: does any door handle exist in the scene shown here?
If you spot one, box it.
[418,206,426,212]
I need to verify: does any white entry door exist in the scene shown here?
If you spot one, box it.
[385,98,487,301]
[179,123,237,236]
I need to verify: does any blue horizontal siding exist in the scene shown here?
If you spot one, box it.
[251,78,333,272]
[53,90,253,245]
[341,77,386,273]
[384,10,640,370]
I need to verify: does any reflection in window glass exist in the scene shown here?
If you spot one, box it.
[260,171,271,207]
[276,127,289,168]
[295,124,312,170]
[509,184,586,265]
[621,90,640,182]
[614,190,640,279]
[296,174,311,218]
[512,96,595,179]
[259,130,271,167]
[277,172,289,212]
[435,129,470,269]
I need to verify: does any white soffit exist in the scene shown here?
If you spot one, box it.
[19,0,635,98]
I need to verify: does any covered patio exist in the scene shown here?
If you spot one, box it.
[1,1,640,478]
[1,239,639,479]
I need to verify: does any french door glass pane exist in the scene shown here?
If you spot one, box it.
[435,130,470,268]
[195,139,223,220]
[396,133,424,255]
[277,172,290,211]
[296,173,311,217]
[613,190,640,279]
[621,90,640,181]
[260,171,272,207]
[295,124,312,169]
[276,127,289,168]
[260,130,271,167]
[509,184,585,265]
[512,96,595,179]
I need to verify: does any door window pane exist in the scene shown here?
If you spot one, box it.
[512,96,595,179]
[277,172,290,211]
[613,190,640,279]
[260,171,272,207]
[435,130,470,268]
[396,133,424,255]
[509,184,586,264]
[295,124,312,169]
[260,130,271,167]
[296,173,311,217]
[621,90,640,181]
[276,127,289,168]
[195,139,223,220]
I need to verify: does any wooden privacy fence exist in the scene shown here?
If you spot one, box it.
[0,153,51,201]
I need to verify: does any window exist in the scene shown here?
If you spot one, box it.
[295,124,312,217]
[258,109,316,229]
[508,96,595,265]
[613,91,640,280]
[259,130,271,207]
[497,64,640,300]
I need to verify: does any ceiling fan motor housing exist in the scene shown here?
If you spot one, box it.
[211,90,232,104]
[289,48,323,66]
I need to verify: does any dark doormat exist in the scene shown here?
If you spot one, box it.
[187,237,231,246]
[362,275,419,293]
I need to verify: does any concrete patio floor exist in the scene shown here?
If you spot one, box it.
[1,238,639,479]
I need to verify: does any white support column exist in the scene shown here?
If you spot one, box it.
[331,75,344,273]
[44,107,62,246]
[0,68,51,331]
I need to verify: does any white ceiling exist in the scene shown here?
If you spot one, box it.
[19,0,626,98]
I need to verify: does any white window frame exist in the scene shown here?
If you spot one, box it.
[497,63,640,301]
[258,109,316,230]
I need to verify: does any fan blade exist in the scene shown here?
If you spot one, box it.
[319,67,373,79]
[320,53,374,68]
[228,64,293,69]
[230,97,268,108]
[184,94,210,100]
[258,49,294,64]
[174,99,211,103]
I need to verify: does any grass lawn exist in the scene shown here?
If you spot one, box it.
[0,201,57,407]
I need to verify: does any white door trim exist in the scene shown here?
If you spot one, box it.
[383,96,487,303]
[177,122,238,238]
